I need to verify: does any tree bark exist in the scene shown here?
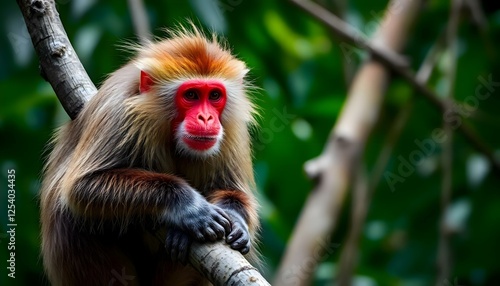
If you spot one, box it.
[16,0,96,119]
[16,1,270,285]
[191,243,270,286]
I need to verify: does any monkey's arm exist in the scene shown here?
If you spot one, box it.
[208,190,257,254]
[65,168,231,240]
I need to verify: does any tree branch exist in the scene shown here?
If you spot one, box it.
[290,0,500,174]
[290,0,409,69]
[437,0,462,283]
[324,0,355,86]
[464,0,487,30]
[16,0,96,119]
[336,164,369,286]
[274,1,421,285]
[336,24,445,286]
[17,1,269,285]
[191,243,270,286]
[127,0,152,45]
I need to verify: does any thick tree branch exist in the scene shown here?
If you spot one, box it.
[16,0,96,119]
[17,1,269,285]
[191,243,270,286]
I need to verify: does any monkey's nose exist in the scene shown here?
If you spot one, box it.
[197,113,214,125]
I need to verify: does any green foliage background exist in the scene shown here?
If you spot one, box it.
[1,0,500,285]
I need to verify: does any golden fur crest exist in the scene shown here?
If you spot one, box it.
[134,26,248,84]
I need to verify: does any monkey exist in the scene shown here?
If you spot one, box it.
[40,26,259,286]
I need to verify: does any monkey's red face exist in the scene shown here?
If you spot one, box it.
[172,79,227,156]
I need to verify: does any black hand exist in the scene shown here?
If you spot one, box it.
[180,197,232,242]
[165,228,192,265]
[224,210,251,254]
[164,190,232,242]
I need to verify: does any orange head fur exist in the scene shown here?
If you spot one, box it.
[135,27,248,84]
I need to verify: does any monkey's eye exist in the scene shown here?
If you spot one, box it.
[184,90,199,100]
[209,90,222,101]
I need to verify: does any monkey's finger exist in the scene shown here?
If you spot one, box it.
[211,204,229,218]
[226,227,243,243]
[194,230,205,242]
[209,221,226,239]
[213,209,232,234]
[230,236,250,251]
[240,246,250,255]
[203,226,218,242]
[213,205,231,220]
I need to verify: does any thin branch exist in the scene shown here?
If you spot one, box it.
[437,99,454,286]
[290,0,409,69]
[371,101,414,191]
[463,0,495,61]
[371,29,447,190]
[127,0,152,45]
[436,0,462,284]
[291,0,500,176]
[464,0,487,30]
[274,1,422,285]
[16,0,97,119]
[325,0,355,86]
[336,165,368,286]
[16,1,269,285]
[416,31,446,83]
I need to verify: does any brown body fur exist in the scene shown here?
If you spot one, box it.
[40,28,259,286]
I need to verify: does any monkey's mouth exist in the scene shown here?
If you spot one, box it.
[183,134,218,151]
[188,136,216,142]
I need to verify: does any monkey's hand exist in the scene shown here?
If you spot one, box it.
[165,227,192,265]
[224,209,251,255]
[164,190,232,242]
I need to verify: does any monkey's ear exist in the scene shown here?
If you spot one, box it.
[140,70,154,94]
